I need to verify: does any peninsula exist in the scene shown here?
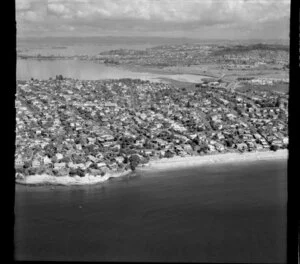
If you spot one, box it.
[15,68,288,185]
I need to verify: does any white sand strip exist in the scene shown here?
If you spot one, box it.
[140,150,288,171]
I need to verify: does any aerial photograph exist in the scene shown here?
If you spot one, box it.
[15,0,289,262]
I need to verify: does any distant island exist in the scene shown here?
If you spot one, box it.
[18,43,289,69]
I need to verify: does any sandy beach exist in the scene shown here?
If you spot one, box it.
[143,149,288,171]
[15,150,288,186]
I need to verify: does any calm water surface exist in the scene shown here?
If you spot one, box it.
[17,59,207,82]
[17,43,155,57]
[15,160,287,262]
[17,59,162,81]
[17,36,197,57]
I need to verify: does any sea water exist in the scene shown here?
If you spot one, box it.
[14,159,287,262]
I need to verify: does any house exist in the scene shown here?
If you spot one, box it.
[254,133,262,140]
[87,137,96,144]
[104,102,118,108]
[15,156,24,167]
[32,159,41,168]
[115,156,124,164]
[215,142,225,152]
[102,141,114,148]
[256,143,263,150]
[271,139,283,148]
[134,140,144,148]
[54,162,66,170]
[97,162,107,169]
[226,113,236,120]
[215,122,223,130]
[43,156,52,165]
[56,167,70,176]
[243,134,253,141]
[237,143,248,152]
[183,144,193,153]
[85,161,93,168]
[175,145,184,151]
[112,144,121,151]
[189,134,198,140]
[87,155,98,163]
[246,141,255,150]
[261,140,270,148]
[208,142,217,151]
[217,133,225,140]
[266,136,276,143]
[108,163,118,170]
[143,149,153,156]
[56,153,64,160]
[155,138,168,147]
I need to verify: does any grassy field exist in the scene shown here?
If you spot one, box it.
[236,83,289,94]
[137,64,288,81]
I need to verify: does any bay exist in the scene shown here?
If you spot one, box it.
[17,59,161,81]
[17,59,208,83]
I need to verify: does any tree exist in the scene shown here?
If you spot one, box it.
[270,144,279,151]
[142,156,150,164]
[198,142,209,153]
[275,98,281,108]
[76,168,85,177]
[56,74,64,80]
[129,154,140,171]
[192,137,199,145]
[164,150,174,158]
[225,138,234,148]
[123,156,129,164]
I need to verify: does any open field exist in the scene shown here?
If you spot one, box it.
[236,83,289,94]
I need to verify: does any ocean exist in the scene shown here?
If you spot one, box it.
[17,36,200,58]
[14,159,287,262]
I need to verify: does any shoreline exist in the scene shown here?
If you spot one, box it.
[15,170,133,186]
[141,149,288,171]
[17,57,214,84]
[15,150,288,186]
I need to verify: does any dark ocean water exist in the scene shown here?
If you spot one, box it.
[14,159,287,262]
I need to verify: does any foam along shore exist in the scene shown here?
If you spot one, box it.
[15,170,132,186]
[140,149,288,171]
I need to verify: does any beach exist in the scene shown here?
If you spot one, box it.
[15,149,288,186]
[145,149,288,170]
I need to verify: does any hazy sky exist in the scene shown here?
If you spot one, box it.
[16,0,290,39]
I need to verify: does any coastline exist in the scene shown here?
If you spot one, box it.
[17,58,213,84]
[15,170,133,186]
[141,149,288,171]
[15,149,288,186]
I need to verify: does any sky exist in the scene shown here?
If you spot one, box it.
[16,0,290,40]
